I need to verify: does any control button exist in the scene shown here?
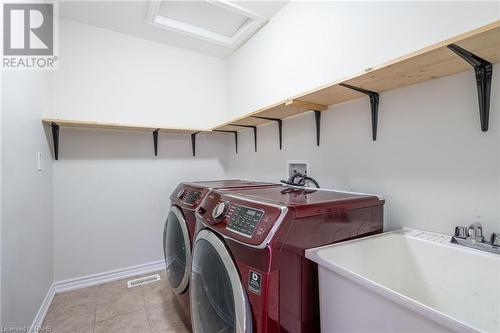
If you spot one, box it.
[212,202,228,221]
[177,189,185,198]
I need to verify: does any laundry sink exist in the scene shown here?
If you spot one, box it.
[306,228,500,333]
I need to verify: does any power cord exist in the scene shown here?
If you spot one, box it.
[280,172,320,188]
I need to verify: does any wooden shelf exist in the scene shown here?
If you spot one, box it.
[213,21,500,132]
[42,118,214,159]
[43,21,499,158]
[215,100,327,131]
[42,118,207,134]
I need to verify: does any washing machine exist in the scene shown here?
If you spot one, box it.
[163,180,280,328]
[190,186,385,333]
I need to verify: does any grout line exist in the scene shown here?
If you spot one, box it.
[95,308,147,325]
[93,291,97,333]
[140,284,154,333]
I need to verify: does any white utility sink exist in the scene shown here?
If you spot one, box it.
[306,228,500,333]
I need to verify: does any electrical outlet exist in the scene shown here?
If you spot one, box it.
[287,160,308,178]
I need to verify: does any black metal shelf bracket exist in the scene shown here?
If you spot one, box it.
[213,130,238,154]
[447,44,492,132]
[340,83,380,141]
[191,132,200,157]
[314,111,321,146]
[250,116,283,149]
[153,129,159,156]
[229,124,257,152]
[51,122,60,160]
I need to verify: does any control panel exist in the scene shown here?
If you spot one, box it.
[172,185,205,208]
[183,189,202,205]
[196,191,285,246]
[226,205,264,237]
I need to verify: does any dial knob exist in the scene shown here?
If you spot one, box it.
[212,202,227,220]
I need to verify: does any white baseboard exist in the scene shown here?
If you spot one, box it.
[54,260,165,294]
[30,283,55,332]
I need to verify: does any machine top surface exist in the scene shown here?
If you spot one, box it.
[184,179,279,189]
[172,180,281,209]
[222,186,384,210]
[197,186,384,247]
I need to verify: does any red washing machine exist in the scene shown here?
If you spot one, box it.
[190,186,385,333]
[163,180,280,328]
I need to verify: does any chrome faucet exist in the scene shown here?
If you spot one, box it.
[452,222,500,255]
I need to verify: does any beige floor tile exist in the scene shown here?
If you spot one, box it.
[51,285,100,313]
[41,272,190,333]
[96,287,145,322]
[97,277,131,298]
[146,300,187,333]
[43,302,95,333]
[95,309,151,333]
[141,279,174,307]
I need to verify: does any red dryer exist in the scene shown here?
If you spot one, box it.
[190,186,385,333]
[163,180,280,328]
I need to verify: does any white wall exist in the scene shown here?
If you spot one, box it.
[51,19,230,281]
[1,71,54,327]
[224,1,500,234]
[226,68,500,234]
[53,129,228,280]
[49,19,227,129]
[227,1,500,119]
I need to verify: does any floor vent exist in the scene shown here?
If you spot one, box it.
[127,274,161,288]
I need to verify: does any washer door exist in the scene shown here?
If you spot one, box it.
[190,229,252,333]
[163,206,191,293]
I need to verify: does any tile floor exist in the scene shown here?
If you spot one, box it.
[42,271,189,333]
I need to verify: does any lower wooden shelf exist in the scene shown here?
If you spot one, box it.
[42,118,216,159]
[42,118,206,134]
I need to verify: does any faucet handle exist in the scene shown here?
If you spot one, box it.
[468,222,484,242]
[454,226,467,239]
[491,233,500,246]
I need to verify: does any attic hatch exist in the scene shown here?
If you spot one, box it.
[146,0,267,49]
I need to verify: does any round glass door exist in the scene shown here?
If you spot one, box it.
[190,229,252,333]
[163,206,191,293]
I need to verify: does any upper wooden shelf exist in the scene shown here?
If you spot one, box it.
[42,118,208,134]
[213,20,500,131]
[215,100,327,131]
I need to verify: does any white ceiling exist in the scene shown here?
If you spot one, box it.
[59,1,288,57]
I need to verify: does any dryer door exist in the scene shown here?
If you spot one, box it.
[190,229,252,333]
[163,205,191,293]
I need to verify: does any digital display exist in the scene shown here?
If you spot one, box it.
[227,205,263,237]
[184,191,201,204]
